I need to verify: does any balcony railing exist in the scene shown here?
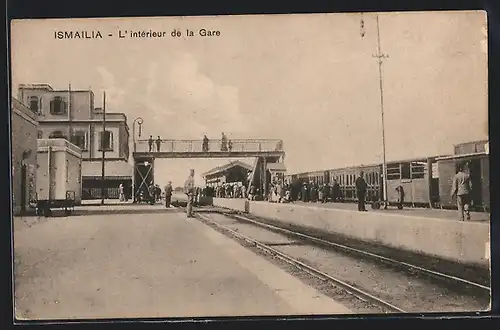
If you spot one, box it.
[134,139,284,154]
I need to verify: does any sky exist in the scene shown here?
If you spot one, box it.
[10,11,488,187]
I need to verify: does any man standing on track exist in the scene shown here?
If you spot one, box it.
[355,171,368,211]
[184,169,195,217]
[164,181,173,208]
[451,162,472,221]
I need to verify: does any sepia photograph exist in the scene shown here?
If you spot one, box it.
[10,11,490,320]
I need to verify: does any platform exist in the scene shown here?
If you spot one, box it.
[209,198,490,267]
[13,210,352,320]
[290,201,490,222]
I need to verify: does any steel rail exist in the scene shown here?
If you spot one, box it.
[225,212,490,293]
[195,212,406,314]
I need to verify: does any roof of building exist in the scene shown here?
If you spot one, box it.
[453,139,489,147]
[82,160,133,180]
[18,83,93,93]
[435,151,489,161]
[202,160,253,177]
[11,97,38,122]
[37,138,82,155]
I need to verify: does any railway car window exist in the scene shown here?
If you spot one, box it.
[401,162,411,179]
[411,161,426,179]
[387,163,401,180]
[50,96,67,115]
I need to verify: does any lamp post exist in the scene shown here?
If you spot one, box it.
[100,91,106,206]
[132,117,144,203]
[132,117,144,153]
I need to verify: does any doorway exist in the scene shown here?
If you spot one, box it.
[20,164,27,213]
[466,158,482,210]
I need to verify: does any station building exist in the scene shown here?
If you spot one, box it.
[11,97,39,215]
[17,84,132,199]
[202,161,253,186]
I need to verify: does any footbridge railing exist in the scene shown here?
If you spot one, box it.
[135,138,284,154]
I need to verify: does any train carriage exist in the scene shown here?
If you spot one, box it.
[384,157,438,208]
[329,164,381,202]
[284,139,489,212]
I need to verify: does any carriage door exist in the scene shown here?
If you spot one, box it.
[467,159,482,209]
[20,164,27,212]
[480,157,490,211]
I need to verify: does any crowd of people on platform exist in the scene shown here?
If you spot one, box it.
[201,178,345,205]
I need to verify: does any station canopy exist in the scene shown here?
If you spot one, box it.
[266,163,287,173]
[202,160,253,178]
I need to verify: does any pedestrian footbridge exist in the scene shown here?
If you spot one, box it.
[133,138,285,159]
[132,138,286,203]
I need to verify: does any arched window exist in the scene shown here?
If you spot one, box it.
[99,131,114,151]
[50,96,67,115]
[49,131,67,140]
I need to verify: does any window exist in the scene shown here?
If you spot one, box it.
[77,162,82,183]
[49,130,67,140]
[71,131,88,150]
[387,163,401,180]
[29,96,39,113]
[37,130,43,139]
[401,162,411,179]
[411,161,426,179]
[99,131,113,151]
[50,96,67,115]
[66,160,69,182]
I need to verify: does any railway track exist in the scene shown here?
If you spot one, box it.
[173,203,489,313]
[195,211,405,314]
[223,212,491,293]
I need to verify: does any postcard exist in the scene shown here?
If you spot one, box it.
[10,11,490,321]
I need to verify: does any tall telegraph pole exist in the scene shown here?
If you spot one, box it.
[100,91,106,205]
[373,14,389,209]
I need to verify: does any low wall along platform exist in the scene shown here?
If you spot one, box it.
[211,198,490,267]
